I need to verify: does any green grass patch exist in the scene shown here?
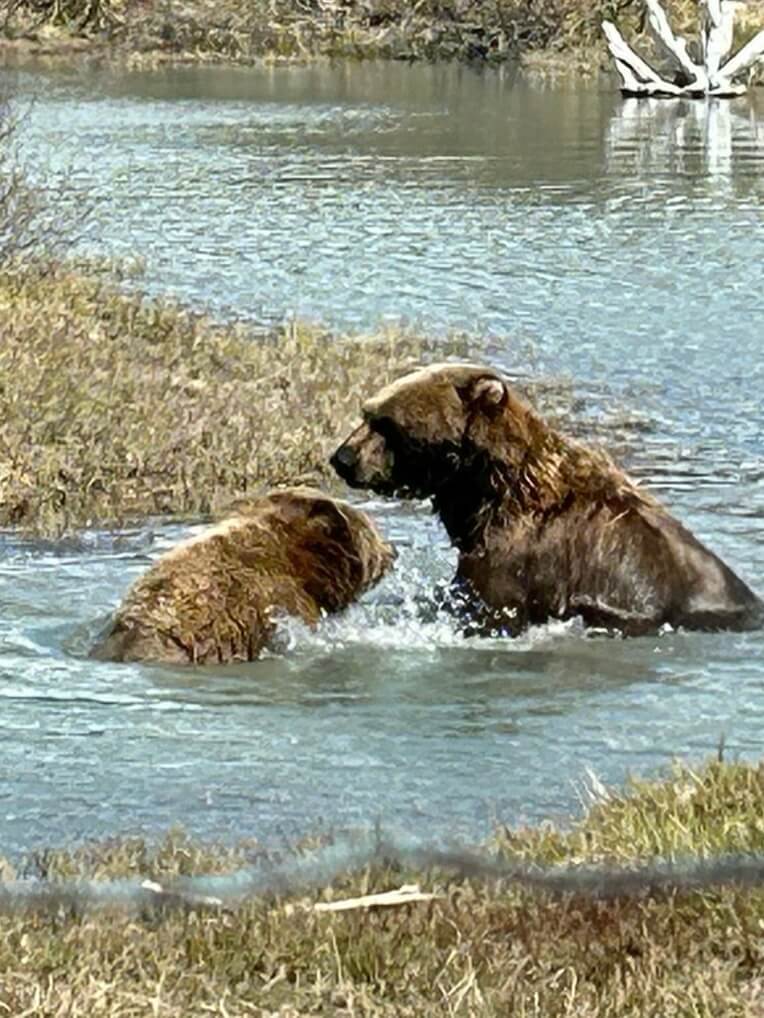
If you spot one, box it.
[2,758,764,1015]
[495,756,764,862]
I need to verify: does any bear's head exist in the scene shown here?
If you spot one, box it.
[262,487,396,611]
[330,363,530,501]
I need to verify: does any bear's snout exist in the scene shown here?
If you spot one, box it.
[331,425,396,493]
[330,443,358,482]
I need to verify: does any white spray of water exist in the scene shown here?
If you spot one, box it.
[269,561,600,659]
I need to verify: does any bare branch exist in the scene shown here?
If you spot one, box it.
[0,98,91,266]
[717,24,764,80]
[645,0,705,86]
[602,19,684,93]
[703,0,737,82]
[603,0,763,96]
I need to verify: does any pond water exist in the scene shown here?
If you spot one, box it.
[1,61,763,859]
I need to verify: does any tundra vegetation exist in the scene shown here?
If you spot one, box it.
[4,0,762,72]
[0,262,467,534]
[2,758,764,1016]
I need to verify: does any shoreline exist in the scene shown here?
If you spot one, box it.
[0,261,474,536]
[2,4,762,92]
[0,35,604,77]
[0,36,604,80]
[0,0,620,75]
[1,756,763,1015]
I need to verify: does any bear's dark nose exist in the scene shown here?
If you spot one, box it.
[330,445,358,480]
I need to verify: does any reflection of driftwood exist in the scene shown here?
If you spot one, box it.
[603,0,764,97]
[605,93,764,192]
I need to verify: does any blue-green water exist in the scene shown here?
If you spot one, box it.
[0,62,763,857]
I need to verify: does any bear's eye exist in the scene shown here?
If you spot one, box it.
[371,416,400,443]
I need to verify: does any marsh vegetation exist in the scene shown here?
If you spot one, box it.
[0,84,471,536]
[3,758,764,1016]
[2,0,743,70]
[0,263,464,534]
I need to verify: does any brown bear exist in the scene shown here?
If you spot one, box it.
[330,362,762,636]
[90,487,395,664]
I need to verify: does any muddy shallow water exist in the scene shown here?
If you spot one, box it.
[0,63,763,858]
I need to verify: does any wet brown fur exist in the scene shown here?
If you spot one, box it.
[90,487,395,664]
[330,363,762,636]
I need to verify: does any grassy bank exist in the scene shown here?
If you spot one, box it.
[2,757,764,1015]
[2,0,741,71]
[0,263,466,535]
[3,1,764,78]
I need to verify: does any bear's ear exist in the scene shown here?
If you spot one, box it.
[471,376,507,414]
[268,490,313,522]
[309,499,352,543]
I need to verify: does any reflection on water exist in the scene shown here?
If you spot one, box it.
[606,96,764,186]
[0,64,763,856]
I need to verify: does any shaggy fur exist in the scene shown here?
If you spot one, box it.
[331,363,762,636]
[90,487,395,664]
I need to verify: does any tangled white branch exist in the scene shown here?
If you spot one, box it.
[603,0,764,96]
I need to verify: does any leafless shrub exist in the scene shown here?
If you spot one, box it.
[1,0,124,33]
[0,98,90,267]
[0,102,45,264]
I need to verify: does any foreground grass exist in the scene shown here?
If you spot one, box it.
[2,758,764,1015]
[0,263,465,535]
[6,0,760,72]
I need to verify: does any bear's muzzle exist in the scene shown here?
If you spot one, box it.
[330,444,359,483]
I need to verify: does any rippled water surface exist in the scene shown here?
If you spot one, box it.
[1,62,764,857]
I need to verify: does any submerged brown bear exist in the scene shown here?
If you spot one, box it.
[331,363,762,636]
[91,487,395,664]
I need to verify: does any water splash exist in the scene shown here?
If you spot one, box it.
[270,560,609,660]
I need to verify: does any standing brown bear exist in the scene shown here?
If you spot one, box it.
[90,487,395,664]
[331,362,762,636]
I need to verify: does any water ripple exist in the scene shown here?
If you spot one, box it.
[0,63,762,855]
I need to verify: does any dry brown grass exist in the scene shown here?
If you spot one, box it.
[3,0,741,69]
[0,262,466,535]
[4,0,762,84]
[2,758,764,1015]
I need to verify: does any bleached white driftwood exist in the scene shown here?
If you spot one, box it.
[313,883,441,912]
[644,0,706,87]
[603,0,764,97]
[718,26,764,80]
[613,56,646,93]
[704,0,736,82]
[602,19,683,94]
